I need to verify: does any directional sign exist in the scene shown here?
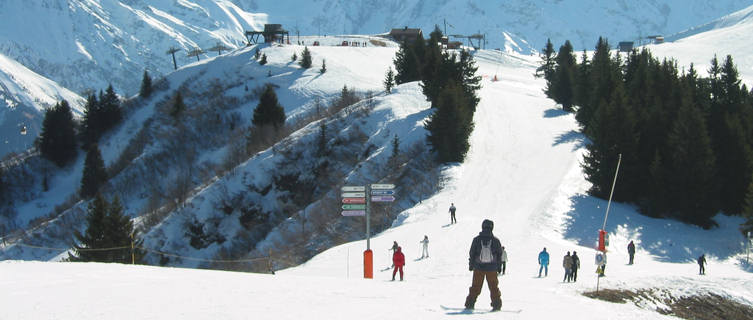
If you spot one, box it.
[341,192,366,198]
[371,184,395,190]
[342,197,366,204]
[371,189,395,196]
[371,196,395,202]
[341,186,366,192]
[342,204,366,210]
[341,210,366,216]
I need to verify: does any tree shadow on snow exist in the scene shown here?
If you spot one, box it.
[553,130,587,151]
[543,108,570,118]
[562,194,749,267]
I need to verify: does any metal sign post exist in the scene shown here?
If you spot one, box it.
[341,183,395,279]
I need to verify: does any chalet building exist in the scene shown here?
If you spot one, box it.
[618,41,634,52]
[389,27,423,43]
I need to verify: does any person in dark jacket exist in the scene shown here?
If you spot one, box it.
[449,203,457,224]
[698,254,706,275]
[571,251,580,282]
[392,246,405,281]
[464,219,503,311]
[627,240,636,265]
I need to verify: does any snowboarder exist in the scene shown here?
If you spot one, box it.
[392,246,405,281]
[420,235,429,259]
[571,251,580,282]
[628,240,636,265]
[464,219,503,311]
[449,203,457,224]
[538,247,549,277]
[698,254,707,275]
[500,246,508,275]
[563,251,573,282]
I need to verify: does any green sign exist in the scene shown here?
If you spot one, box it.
[342,204,366,210]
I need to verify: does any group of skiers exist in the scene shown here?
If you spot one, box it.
[384,202,712,311]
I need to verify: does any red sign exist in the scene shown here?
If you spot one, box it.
[342,197,366,204]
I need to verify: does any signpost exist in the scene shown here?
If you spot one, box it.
[340,183,396,279]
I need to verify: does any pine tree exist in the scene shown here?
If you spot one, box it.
[551,41,576,111]
[320,59,326,73]
[574,50,591,109]
[80,144,108,199]
[393,41,420,84]
[252,84,286,129]
[80,93,102,150]
[388,134,401,169]
[535,38,556,81]
[99,85,122,132]
[384,67,395,93]
[316,121,328,157]
[741,175,753,234]
[458,50,482,110]
[299,46,312,68]
[139,70,153,98]
[259,53,268,65]
[170,91,186,118]
[663,95,718,227]
[40,100,78,167]
[424,82,473,163]
[70,195,142,263]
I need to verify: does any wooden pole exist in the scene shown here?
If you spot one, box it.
[130,232,135,265]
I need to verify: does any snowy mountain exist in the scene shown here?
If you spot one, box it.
[648,4,753,87]
[233,0,752,53]
[0,0,266,96]
[0,53,84,158]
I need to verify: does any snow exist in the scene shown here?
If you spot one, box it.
[2,42,752,319]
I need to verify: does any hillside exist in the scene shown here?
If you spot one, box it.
[2,48,751,319]
[0,53,84,157]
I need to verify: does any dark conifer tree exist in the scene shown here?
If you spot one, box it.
[70,195,141,263]
[384,67,395,93]
[577,37,615,130]
[80,93,101,150]
[388,134,401,170]
[139,70,153,98]
[393,41,420,84]
[741,175,753,234]
[574,50,591,109]
[320,59,326,73]
[259,53,268,65]
[299,46,312,68]
[252,84,286,129]
[551,40,576,111]
[80,144,108,199]
[100,85,122,132]
[39,100,78,167]
[424,82,473,163]
[316,121,328,158]
[458,50,482,111]
[535,38,556,82]
[662,95,718,227]
[170,91,186,118]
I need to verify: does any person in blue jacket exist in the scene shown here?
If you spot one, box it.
[538,247,549,277]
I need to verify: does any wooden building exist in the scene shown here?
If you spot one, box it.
[388,27,423,43]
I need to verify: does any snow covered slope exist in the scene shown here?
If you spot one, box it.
[649,4,753,87]
[0,0,266,96]
[0,53,84,157]
[234,0,751,53]
[2,48,751,320]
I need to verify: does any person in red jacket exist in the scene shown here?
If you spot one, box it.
[392,246,405,281]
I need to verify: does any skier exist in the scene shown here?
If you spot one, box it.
[389,241,399,267]
[392,246,405,281]
[420,235,429,259]
[571,251,580,282]
[563,251,573,282]
[538,247,549,277]
[627,240,636,265]
[500,246,508,275]
[697,254,706,275]
[449,203,457,224]
[464,219,503,311]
